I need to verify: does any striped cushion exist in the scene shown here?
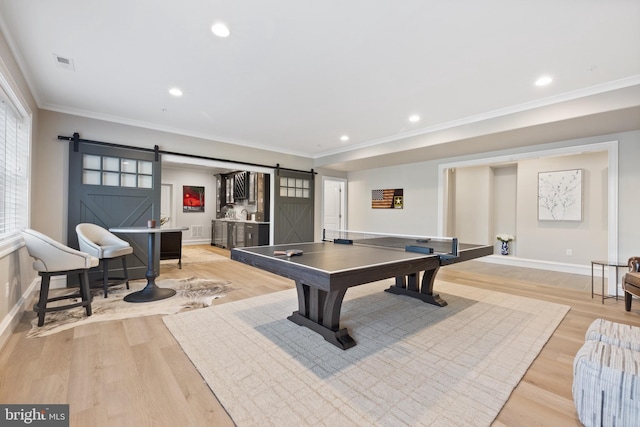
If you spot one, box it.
[584,318,640,351]
[573,340,640,426]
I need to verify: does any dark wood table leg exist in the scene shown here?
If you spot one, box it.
[386,267,448,306]
[288,281,355,350]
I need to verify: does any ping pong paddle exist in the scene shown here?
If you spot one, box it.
[274,249,303,257]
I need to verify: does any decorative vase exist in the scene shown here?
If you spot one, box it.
[500,241,509,255]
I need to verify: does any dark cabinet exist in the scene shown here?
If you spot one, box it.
[245,222,269,247]
[248,172,256,203]
[228,221,244,248]
[215,174,222,216]
[216,173,238,205]
[253,173,270,222]
[233,172,249,200]
[212,219,269,249]
[160,231,183,268]
[225,176,234,204]
[218,172,269,222]
[218,171,253,207]
[212,220,226,247]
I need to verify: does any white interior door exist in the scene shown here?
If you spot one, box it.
[161,183,174,226]
[323,178,346,232]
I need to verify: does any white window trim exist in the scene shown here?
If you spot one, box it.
[0,56,32,257]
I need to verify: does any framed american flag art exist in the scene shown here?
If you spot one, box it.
[371,188,403,209]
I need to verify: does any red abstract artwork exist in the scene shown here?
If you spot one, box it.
[183,185,205,212]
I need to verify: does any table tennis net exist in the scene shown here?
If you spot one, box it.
[322,229,459,257]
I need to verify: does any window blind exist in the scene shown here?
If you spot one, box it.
[0,98,29,239]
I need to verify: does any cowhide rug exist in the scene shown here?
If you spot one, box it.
[27,276,233,338]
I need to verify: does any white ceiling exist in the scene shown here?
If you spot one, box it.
[1,0,639,169]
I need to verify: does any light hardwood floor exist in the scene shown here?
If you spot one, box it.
[1,245,639,426]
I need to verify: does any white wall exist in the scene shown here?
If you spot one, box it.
[516,151,608,264]
[447,151,608,265]
[452,165,492,245]
[347,161,440,236]
[618,134,640,258]
[161,167,217,244]
[346,131,640,272]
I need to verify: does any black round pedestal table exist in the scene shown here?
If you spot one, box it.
[109,226,188,303]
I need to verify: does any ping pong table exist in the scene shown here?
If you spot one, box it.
[231,230,493,350]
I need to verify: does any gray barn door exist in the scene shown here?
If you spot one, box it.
[67,142,161,284]
[274,170,314,244]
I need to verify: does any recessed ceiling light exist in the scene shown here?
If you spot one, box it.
[340,135,349,142]
[535,76,553,86]
[211,22,230,38]
[169,87,183,97]
[409,115,420,123]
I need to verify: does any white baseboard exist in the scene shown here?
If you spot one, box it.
[479,255,592,276]
[182,239,212,246]
[0,278,38,351]
[478,255,625,296]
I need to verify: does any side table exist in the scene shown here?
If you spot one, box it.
[591,260,627,304]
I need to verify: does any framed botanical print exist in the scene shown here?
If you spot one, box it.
[538,169,582,221]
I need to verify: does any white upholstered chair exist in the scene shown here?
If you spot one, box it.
[22,228,98,326]
[76,223,133,297]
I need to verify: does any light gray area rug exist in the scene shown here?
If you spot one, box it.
[27,276,233,338]
[164,280,570,427]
